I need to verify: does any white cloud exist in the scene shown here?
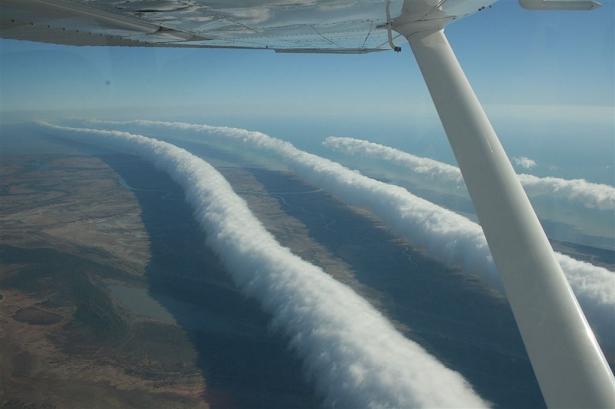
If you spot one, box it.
[76,119,615,347]
[512,156,537,170]
[324,136,615,211]
[41,122,488,409]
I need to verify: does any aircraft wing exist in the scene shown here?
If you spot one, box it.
[0,0,496,53]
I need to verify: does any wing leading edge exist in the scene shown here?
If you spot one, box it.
[0,0,401,52]
[0,0,503,53]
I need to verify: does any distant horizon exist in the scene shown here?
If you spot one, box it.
[1,0,613,184]
[2,105,614,186]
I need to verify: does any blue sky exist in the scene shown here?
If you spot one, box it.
[0,1,613,182]
[0,1,612,117]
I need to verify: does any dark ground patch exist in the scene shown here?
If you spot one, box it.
[12,307,63,326]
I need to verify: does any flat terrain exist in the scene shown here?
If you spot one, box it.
[0,155,207,409]
[0,151,322,409]
[1,129,612,409]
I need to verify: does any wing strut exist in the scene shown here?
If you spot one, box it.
[385,1,402,52]
[398,28,615,408]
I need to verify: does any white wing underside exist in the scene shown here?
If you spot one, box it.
[0,0,495,53]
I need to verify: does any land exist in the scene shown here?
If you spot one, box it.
[1,130,612,409]
[0,150,324,409]
[0,155,207,409]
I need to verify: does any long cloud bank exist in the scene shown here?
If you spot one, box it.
[83,119,615,345]
[42,122,487,409]
[323,136,615,211]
